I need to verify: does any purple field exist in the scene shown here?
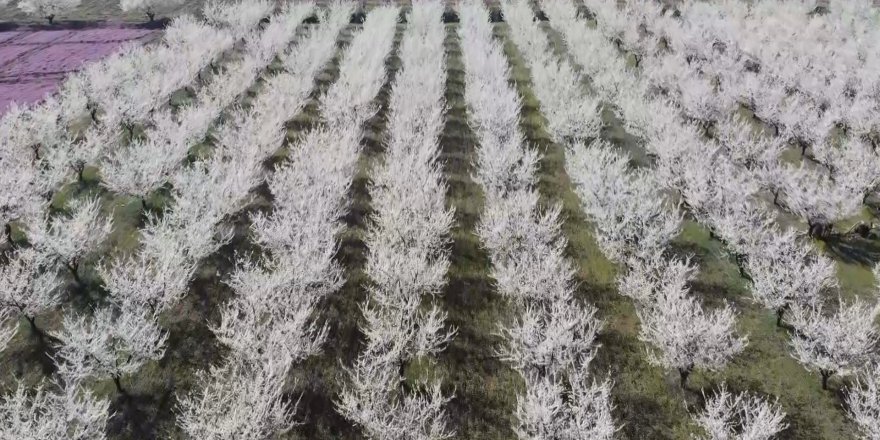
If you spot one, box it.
[0,27,156,115]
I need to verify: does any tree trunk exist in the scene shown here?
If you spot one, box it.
[90,108,99,124]
[113,375,125,394]
[3,224,11,245]
[708,229,719,241]
[47,15,55,25]
[26,315,39,334]
[25,315,46,342]
[737,264,750,280]
[735,255,751,281]
[821,370,832,390]
[776,308,785,327]
[807,220,833,240]
[67,260,81,285]
[147,11,156,22]
[678,366,692,389]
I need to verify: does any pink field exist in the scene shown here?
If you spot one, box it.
[0,27,156,115]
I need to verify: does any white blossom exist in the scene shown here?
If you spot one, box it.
[636,267,747,387]
[203,0,274,38]
[53,307,167,389]
[788,297,880,389]
[0,247,62,322]
[745,230,837,325]
[176,359,296,440]
[0,380,110,440]
[27,197,113,282]
[693,384,787,440]
[498,300,602,377]
[566,140,681,263]
[847,363,880,440]
[337,356,453,440]
[0,309,18,353]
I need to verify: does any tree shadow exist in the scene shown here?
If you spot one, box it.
[3,322,59,379]
[107,387,171,439]
[594,328,684,440]
[824,234,880,267]
[428,26,519,440]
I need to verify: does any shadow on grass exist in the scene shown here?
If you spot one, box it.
[825,234,880,266]
[430,25,520,440]
[107,384,174,439]
[293,19,404,440]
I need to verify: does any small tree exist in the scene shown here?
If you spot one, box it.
[498,299,602,377]
[788,298,880,390]
[176,359,296,440]
[0,246,62,334]
[212,260,331,366]
[119,0,183,22]
[777,164,863,239]
[515,372,617,440]
[619,254,697,305]
[566,374,617,439]
[566,140,682,263]
[514,374,568,440]
[28,197,113,285]
[846,363,880,439]
[337,355,453,440]
[98,247,195,315]
[0,379,109,440]
[202,0,274,37]
[715,114,784,171]
[17,0,82,24]
[100,136,183,203]
[693,384,787,440]
[745,230,837,327]
[636,272,747,388]
[53,306,166,393]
